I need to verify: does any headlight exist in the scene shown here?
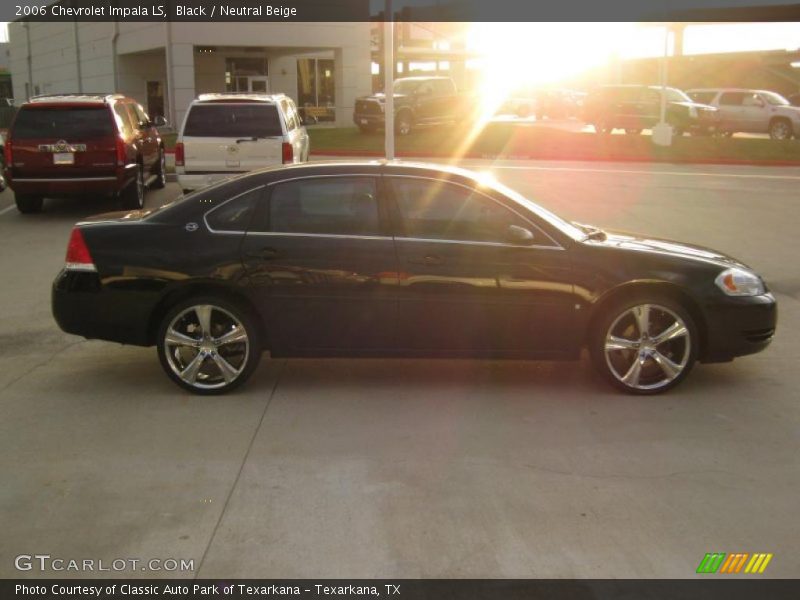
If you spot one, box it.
[715,267,765,296]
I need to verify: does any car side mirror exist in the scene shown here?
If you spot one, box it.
[506,224,535,245]
[153,115,167,127]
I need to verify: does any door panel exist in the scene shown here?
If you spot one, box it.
[241,176,398,352]
[387,176,578,355]
[395,239,576,354]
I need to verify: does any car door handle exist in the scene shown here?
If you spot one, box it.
[246,247,280,260]
[409,254,444,266]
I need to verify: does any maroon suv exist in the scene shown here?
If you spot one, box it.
[3,93,167,214]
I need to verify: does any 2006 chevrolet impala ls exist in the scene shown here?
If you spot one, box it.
[52,161,776,395]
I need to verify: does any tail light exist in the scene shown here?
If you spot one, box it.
[3,136,12,166]
[174,142,185,167]
[282,142,293,164]
[115,136,127,167]
[65,228,96,272]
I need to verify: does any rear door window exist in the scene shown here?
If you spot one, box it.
[12,107,115,138]
[205,187,262,232]
[719,92,746,106]
[183,104,283,137]
[266,177,380,236]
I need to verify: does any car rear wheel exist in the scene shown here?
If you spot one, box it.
[151,148,167,189]
[769,119,793,140]
[590,297,697,394]
[15,194,44,214]
[157,297,261,395]
[121,164,145,210]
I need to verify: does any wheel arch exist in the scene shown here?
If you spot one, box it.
[146,281,269,350]
[586,280,708,358]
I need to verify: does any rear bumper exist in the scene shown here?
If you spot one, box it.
[176,171,240,192]
[52,269,155,347]
[353,113,385,128]
[701,293,777,363]
[5,171,127,197]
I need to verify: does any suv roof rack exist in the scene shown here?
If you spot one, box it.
[195,92,286,103]
[28,93,124,103]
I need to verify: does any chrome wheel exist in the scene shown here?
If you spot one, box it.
[163,304,250,390]
[603,303,691,391]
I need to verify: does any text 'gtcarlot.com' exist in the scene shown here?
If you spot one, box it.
[14,553,194,572]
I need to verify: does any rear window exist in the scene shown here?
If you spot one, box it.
[12,107,115,139]
[183,104,282,138]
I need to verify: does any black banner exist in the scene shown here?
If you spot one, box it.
[6,0,800,23]
[4,580,800,600]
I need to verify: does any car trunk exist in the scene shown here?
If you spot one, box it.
[180,103,284,173]
[9,105,118,179]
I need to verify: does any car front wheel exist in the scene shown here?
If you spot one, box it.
[769,119,793,140]
[152,148,167,189]
[121,164,145,210]
[590,297,697,394]
[157,297,261,395]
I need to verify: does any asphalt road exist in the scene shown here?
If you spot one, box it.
[0,160,798,579]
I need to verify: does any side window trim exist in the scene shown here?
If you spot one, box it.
[251,175,388,238]
[203,185,265,234]
[385,175,563,250]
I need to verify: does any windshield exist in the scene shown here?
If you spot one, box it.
[761,91,790,106]
[665,88,691,103]
[393,80,422,95]
[484,178,587,242]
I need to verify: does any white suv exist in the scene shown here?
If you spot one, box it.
[175,93,310,192]
[686,88,800,140]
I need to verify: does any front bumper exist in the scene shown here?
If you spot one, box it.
[700,293,777,363]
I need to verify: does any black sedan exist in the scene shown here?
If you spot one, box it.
[52,161,776,395]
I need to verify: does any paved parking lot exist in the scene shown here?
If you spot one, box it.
[0,160,798,578]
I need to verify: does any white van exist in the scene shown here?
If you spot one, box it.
[175,93,310,192]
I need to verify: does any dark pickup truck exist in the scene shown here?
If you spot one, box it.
[354,76,475,135]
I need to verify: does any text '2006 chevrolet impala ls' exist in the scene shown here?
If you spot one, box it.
[52,161,776,395]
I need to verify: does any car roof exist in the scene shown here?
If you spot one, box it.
[686,88,772,94]
[192,93,287,104]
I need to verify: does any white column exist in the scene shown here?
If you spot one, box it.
[166,38,196,128]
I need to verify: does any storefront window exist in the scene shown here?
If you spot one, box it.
[225,57,268,92]
[297,58,336,122]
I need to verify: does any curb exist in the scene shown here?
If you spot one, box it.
[310,149,800,167]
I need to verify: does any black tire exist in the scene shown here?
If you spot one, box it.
[769,118,793,140]
[151,148,166,189]
[156,295,262,395]
[15,194,44,214]
[121,164,145,210]
[589,294,698,395]
[395,111,413,136]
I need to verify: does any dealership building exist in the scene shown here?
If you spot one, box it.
[7,21,372,127]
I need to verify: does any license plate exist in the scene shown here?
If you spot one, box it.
[360,119,368,125]
[53,152,74,165]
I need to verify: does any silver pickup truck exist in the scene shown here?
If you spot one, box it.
[687,88,800,140]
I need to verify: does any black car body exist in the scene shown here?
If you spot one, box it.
[353,77,475,135]
[52,161,776,395]
[584,85,719,135]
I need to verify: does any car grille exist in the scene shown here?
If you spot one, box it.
[743,328,775,343]
[355,100,382,115]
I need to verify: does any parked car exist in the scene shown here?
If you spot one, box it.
[686,88,800,139]
[583,85,718,135]
[52,161,776,396]
[504,87,585,119]
[354,76,475,135]
[3,93,166,214]
[175,93,309,193]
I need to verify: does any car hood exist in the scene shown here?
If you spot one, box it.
[776,105,800,116]
[587,229,747,269]
[359,93,409,101]
[673,101,717,111]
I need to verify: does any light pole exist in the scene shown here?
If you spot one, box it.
[652,23,673,146]
[384,0,394,160]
